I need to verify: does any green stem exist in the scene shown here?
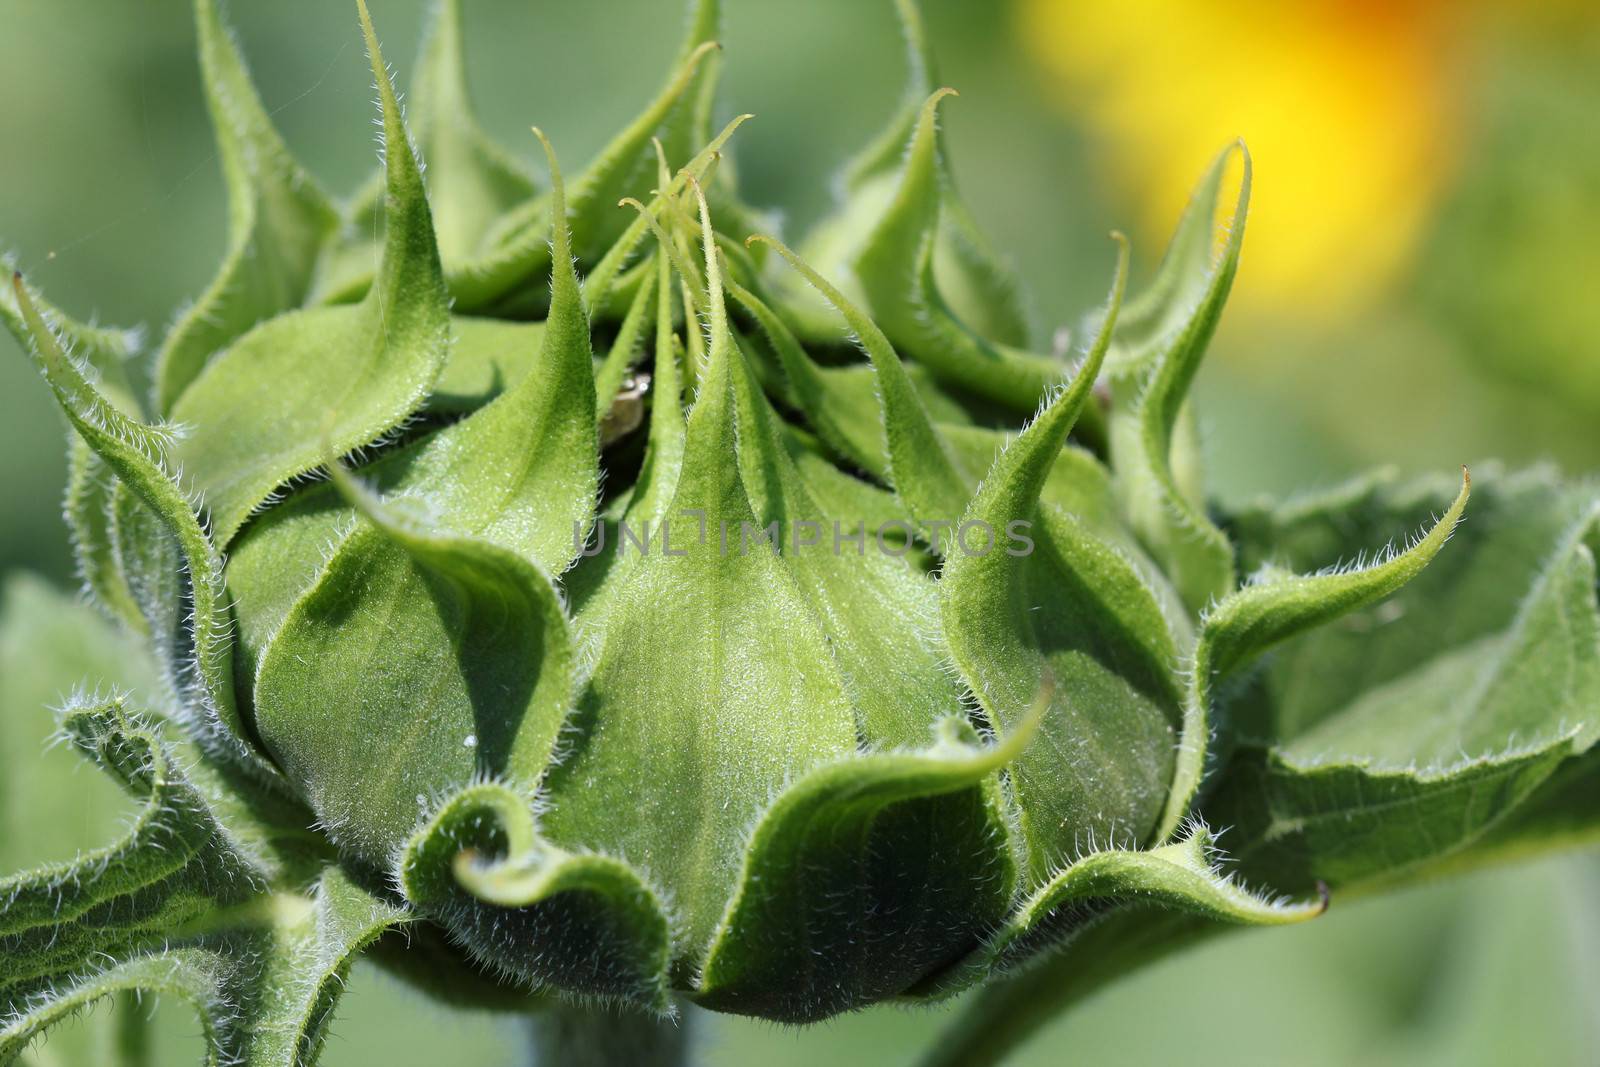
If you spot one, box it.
[527,1001,692,1067]
[919,911,1217,1067]
[114,990,152,1067]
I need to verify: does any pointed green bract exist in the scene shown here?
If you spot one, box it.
[388,128,600,573]
[253,462,573,870]
[108,481,186,705]
[1108,146,1249,614]
[10,274,276,782]
[66,447,146,633]
[847,90,1059,411]
[170,4,450,546]
[313,0,538,306]
[154,0,339,415]
[0,268,142,415]
[1,276,146,629]
[707,192,963,748]
[987,825,1322,977]
[724,272,888,479]
[447,12,723,312]
[568,235,690,642]
[247,131,597,867]
[594,256,659,416]
[794,1,1030,355]
[410,0,539,263]
[754,235,974,540]
[941,245,1186,874]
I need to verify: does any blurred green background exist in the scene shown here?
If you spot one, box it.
[2,1,1597,1064]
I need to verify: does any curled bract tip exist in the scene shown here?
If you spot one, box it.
[921,87,959,118]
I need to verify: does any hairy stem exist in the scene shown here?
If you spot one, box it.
[527,1002,692,1067]
[920,910,1216,1067]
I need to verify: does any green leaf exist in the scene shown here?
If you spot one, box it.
[151,0,339,415]
[399,781,675,1013]
[0,868,407,1067]
[169,2,450,546]
[941,243,1187,876]
[694,694,1043,1021]
[1,948,232,1066]
[1205,467,1600,892]
[1440,743,1600,871]
[9,275,272,783]
[1107,145,1250,614]
[1155,469,1471,843]
[0,696,266,1007]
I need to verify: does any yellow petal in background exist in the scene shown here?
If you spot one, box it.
[1020,0,1454,316]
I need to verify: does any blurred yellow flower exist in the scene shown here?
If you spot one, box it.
[1019,0,1455,315]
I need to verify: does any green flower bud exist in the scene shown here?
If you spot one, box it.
[4,1,1597,1063]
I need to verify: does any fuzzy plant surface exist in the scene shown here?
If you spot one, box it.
[3,1,1598,1065]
